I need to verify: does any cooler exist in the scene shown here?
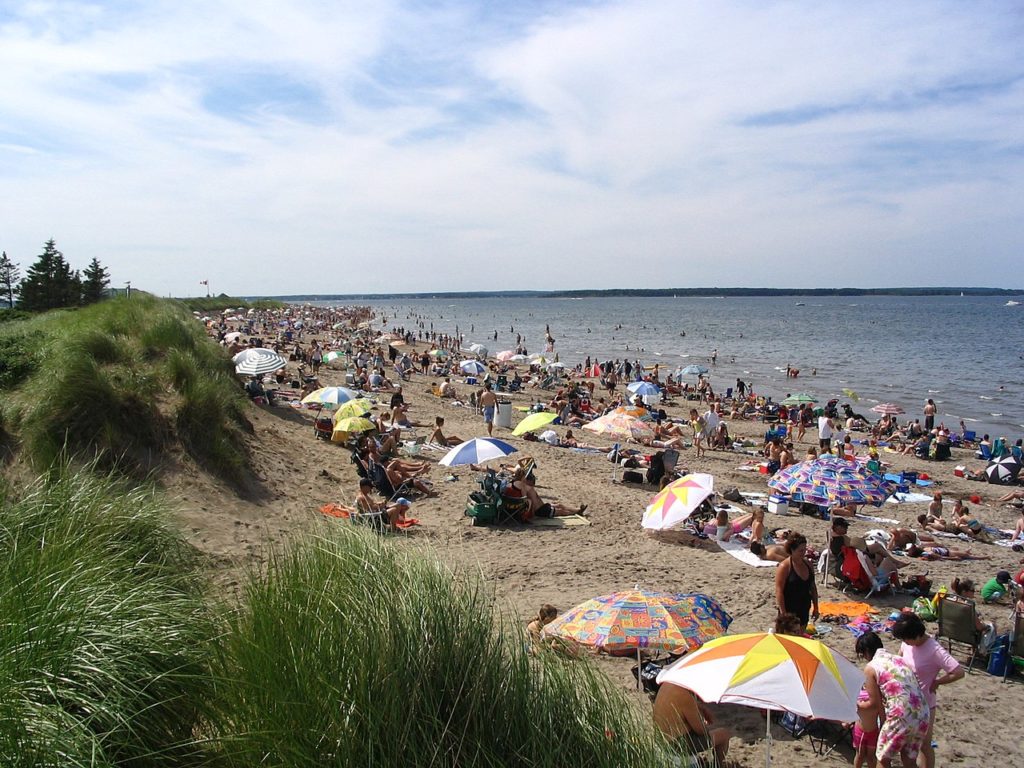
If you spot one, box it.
[768,495,790,515]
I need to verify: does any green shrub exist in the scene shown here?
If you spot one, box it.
[0,468,214,766]
[210,527,674,767]
[0,330,43,389]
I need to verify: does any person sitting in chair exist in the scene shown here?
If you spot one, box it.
[653,684,731,766]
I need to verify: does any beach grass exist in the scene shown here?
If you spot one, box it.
[0,295,252,483]
[209,525,675,767]
[0,467,215,766]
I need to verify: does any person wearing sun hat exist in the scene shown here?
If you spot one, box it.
[981,570,1016,603]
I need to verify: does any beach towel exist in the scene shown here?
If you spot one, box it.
[854,513,900,524]
[885,492,933,505]
[717,538,777,567]
[819,600,877,618]
[530,514,591,527]
[318,503,419,529]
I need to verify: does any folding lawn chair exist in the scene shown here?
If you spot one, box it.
[1003,610,1024,682]
[936,594,982,671]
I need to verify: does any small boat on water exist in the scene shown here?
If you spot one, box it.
[1006,300,1021,306]
[795,302,805,306]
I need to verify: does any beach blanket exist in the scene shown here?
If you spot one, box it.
[819,600,877,618]
[531,514,591,527]
[854,513,900,524]
[717,538,777,567]
[842,617,895,639]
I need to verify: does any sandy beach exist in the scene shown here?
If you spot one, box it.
[178,319,1024,767]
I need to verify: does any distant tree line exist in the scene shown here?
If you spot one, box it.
[0,239,111,311]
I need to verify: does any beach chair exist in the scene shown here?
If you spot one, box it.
[369,461,413,502]
[976,444,993,460]
[1003,611,1024,682]
[961,430,977,445]
[935,594,981,671]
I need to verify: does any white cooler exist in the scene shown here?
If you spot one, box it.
[768,495,790,515]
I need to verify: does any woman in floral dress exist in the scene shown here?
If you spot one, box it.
[855,631,931,768]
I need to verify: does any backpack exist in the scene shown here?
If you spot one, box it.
[839,546,873,592]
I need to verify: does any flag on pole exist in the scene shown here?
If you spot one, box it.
[200,280,208,285]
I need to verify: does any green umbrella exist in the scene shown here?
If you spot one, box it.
[780,393,816,406]
[512,411,558,436]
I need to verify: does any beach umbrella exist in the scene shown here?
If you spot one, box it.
[459,359,487,376]
[439,437,517,467]
[321,351,343,364]
[427,348,448,358]
[301,386,360,408]
[985,454,1021,485]
[331,416,376,435]
[582,412,655,441]
[543,589,732,688]
[780,393,815,406]
[677,364,709,376]
[545,361,566,370]
[842,388,860,402]
[467,343,489,358]
[641,474,715,530]
[223,331,242,343]
[233,348,287,376]
[512,411,558,436]
[509,354,529,362]
[627,381,661,397]
[768,457,895,507]
[530,354,549,365]
[612,405,648,418]
[496,350,516,362]
[332,399,373,420]
[870,403,905,416]
[657,632,863,767]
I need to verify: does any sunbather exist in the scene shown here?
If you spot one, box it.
[355,478,408,532]
[905,544,991,561]
[514,471,587,519]
[749,541,789,562]
[428,416,462,446]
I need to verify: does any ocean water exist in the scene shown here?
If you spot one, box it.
[310,295,1024,440]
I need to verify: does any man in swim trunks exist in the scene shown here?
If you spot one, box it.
[653,683,731,766]
[478,382,498,437]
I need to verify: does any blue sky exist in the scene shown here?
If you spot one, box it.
[1,0,1022,295]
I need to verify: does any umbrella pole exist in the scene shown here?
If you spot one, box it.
[765,709,772,768]
[636,647,642,691]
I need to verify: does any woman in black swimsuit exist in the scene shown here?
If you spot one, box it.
[774,533,819,628]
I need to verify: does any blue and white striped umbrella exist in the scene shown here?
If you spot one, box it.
[233,348,287,376]
[676,364,709,377]
[627,381,661,397]
[438,438,517,467]
[459,359,487,375]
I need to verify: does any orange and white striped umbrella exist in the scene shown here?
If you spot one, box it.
[657,632,862,721]
[641,473,714,530]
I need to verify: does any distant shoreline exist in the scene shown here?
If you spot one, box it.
[248,287,1021,301]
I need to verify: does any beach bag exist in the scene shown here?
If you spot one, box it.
[839,546,872,592]
[987,634,1010,676]
[723,487,744,503]
[912,597,937,621]
[779,711,812,738]
[622,470,644,484]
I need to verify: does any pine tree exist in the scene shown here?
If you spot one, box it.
[80,257,110,305]
[0,251,20,308]
[17,239,77,312]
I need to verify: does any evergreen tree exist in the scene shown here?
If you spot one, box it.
[0,251,20,308]
[17,239,78,312]
[80,257,110,305]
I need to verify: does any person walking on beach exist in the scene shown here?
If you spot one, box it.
[818,415,834,453]
[479,382,498,437]
[923,399,936,432]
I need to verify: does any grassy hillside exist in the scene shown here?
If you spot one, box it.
[0,295,252,485]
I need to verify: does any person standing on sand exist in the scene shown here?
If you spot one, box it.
[923,399,936,432]
[818,415,834,453]
[478,382,498,437]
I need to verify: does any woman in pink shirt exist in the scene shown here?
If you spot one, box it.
[892,612,964,768]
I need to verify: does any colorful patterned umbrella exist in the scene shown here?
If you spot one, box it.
[427,348,447,358]
[642,473,715,530]
[657,632,863,765]
[582,412,655,440]
[870,403,905,415]
[768,457,895,507]
[543,589,732,656]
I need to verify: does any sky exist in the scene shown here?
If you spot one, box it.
[1,0,1022,296]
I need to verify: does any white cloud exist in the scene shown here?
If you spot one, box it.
[0,0,1021,295]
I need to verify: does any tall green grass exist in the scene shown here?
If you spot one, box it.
[0,296,252,484]
[0,468,215,766]
[210,526,675,767]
